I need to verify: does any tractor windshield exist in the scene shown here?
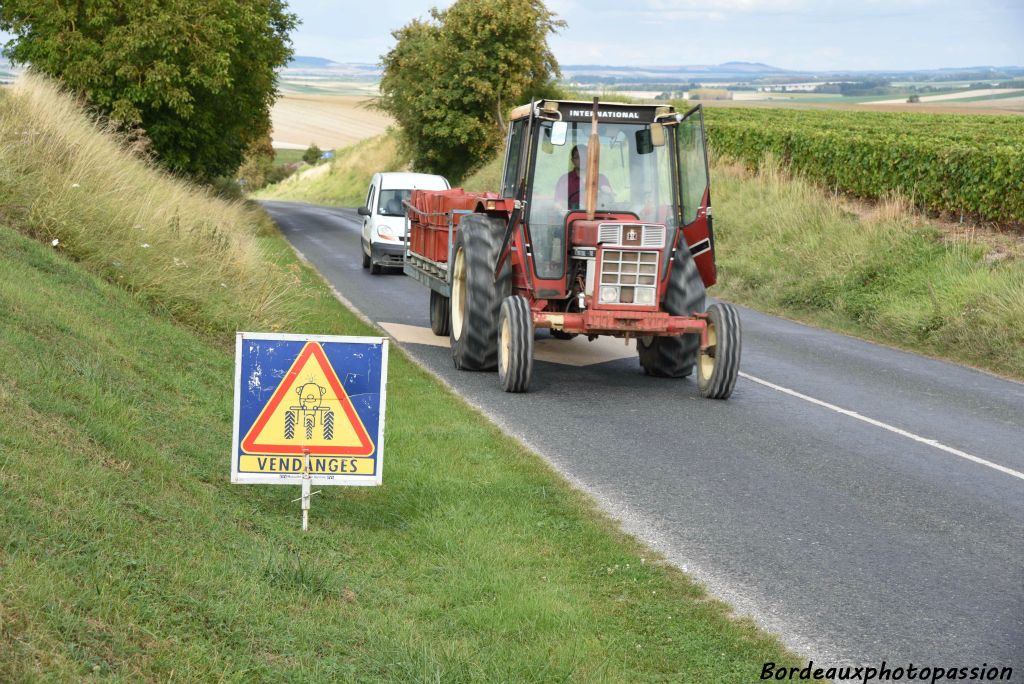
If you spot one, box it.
[527,120,676,279]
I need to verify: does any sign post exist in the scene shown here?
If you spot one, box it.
[231,333,388,528]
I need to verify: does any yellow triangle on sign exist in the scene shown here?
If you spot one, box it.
[241,342,374,456]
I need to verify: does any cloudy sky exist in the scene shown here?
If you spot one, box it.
[287,0,1023,71]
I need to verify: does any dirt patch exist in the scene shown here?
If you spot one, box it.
[270,93,392,150]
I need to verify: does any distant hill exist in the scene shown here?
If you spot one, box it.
[288,56,340,68]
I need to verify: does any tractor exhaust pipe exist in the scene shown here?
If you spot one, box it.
[585,97,600,221]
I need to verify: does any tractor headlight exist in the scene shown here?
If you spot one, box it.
[599,286,619,304]
[635,287,656,305]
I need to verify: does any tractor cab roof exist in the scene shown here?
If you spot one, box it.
[508,99,677,124]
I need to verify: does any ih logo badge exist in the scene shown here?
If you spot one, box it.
[232,333,388,486]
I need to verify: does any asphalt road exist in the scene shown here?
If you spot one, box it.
[263,200,1024,671]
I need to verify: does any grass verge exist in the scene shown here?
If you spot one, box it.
[710,156,1024,379]
[1,77,798,680]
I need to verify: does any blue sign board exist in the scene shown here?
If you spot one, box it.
[231,332,388,486]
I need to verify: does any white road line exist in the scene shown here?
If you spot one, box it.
[739,372,1024,482]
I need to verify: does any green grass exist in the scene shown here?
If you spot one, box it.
[709,158,1024,378]
[273,148,308,166]
[256,133,406,206]
[1,73,800,681]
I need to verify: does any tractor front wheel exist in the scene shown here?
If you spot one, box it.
[449,215,510,370]
[698,303,742,399]
[498,295,534,392]
[429,290,450,336]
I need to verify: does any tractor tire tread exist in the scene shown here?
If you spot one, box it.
[499,295,533,392]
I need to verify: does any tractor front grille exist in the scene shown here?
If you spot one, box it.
[598,223,666,249]
[598,250,659,305]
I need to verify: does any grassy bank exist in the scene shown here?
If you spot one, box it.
[1,77,798,680]
[255,132,406,206]
[709,157,1024,378]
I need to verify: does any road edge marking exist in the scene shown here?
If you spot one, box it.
[739,372,1024,483]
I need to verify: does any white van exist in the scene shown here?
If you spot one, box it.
[358,171,450,274]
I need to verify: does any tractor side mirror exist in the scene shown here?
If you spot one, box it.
[650,123,666,147]
[635,129,653,155]
[550,121,567,146]
[357,206,371,216]
[636,124,667,155]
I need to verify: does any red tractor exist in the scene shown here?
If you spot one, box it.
[404,98,740,397]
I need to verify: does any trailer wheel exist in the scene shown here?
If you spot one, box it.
[449,215,510,370]
[638,249,706,377]
[429,290,450,336]
[698,303,742,399]
[498,295,534,392]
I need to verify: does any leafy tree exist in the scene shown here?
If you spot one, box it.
[379,0,565,182]
[302,143,323,165]
[0,0,297,182]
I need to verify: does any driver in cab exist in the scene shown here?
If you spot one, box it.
[555,144,612,211]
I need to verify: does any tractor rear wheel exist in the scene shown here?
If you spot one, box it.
[498,295,533,392]
[449,214,510,370]
[638,249,706,377]
[698,303,742,399]
[429,290,450,336]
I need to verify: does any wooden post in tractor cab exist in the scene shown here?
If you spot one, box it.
[585,97,600,221]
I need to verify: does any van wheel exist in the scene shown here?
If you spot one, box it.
[361,243,370,269]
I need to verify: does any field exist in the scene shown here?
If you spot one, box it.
[699,106,1024,224]
[270,92,392,150]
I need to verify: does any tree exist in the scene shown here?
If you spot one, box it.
[302,143,323,165]
[379,0,565,182]
[0,1,297,182]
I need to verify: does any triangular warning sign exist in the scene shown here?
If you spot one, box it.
[241,342,374,456]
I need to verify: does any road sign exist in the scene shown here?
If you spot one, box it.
[232,332,388,486]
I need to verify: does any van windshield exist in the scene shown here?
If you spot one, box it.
[378,189,411,216]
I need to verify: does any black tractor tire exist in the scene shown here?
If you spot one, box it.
[305,416,314,440]
[323,410,335,440]
[638,248,706,378]
[429,290,450,337]
[698,303,742,399]
[449,214,511,371]
[284,411,296,440]
[498,295,534,392]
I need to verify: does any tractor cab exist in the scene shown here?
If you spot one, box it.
[502,99,716,304]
